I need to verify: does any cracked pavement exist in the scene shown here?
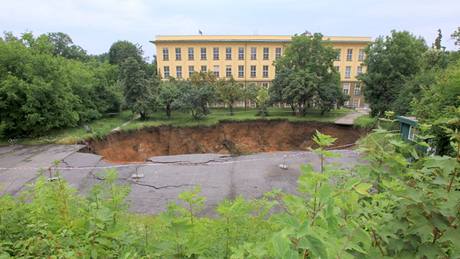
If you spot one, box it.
[0,145,361,215]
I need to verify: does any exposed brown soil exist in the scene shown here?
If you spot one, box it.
[86,120,364,163]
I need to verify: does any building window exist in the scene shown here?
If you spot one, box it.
[226,47,232,60]
[357,66,363,76]
[188,47,194,60]
[162,48,169,61]
[238,65,244,78]
[334,66,340,73]
[188,66,194,78]
[175,48,181,61]
[262,65,269,78]
[163,66,170,78]
[263,47,269,60]
[238,47,244,60]
[275,47,282,59]
[213,47,219,60]
[225,65,232,77]
[345,66,351,79]
[201,65,207,73]
[342,83,350,95]
[358,49,365,61]
[250,65,256,78]
[346,49,353,61]
[353,98,360,108]
[176,66,182,79]
[262,82,269,87]
[354,83,361,96]
[200,47,207,60]
[213,65,219,77]
[250,47,257,60]
[335,49,341,61]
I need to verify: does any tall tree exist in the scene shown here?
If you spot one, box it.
[271,33,344,115]
[47,32,88,60]
[216,78,243,115]
[359,30,427,116]
[158,80,181,118]
[433,29,443,50]
[451,27,460,47]
[108,41,143,65]
[120,57,155,120]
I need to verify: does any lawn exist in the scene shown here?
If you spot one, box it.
[0,107,350,145]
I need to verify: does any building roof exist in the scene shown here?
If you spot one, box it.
[396,116,418,127]
[152,35,372,44]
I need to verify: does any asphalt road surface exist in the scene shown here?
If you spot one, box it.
[0,144,360,215]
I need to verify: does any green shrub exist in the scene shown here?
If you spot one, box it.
[354,114,377,129]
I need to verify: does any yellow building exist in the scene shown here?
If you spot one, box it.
[152,35,371,108]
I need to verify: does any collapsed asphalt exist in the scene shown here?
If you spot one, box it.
[0,145,361,215]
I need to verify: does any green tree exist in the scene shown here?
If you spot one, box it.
[412,60,460,154]
[255,87,269,117]
[158,80,181,118]
[242,83,258,110]
[177,73,216,119]
[433,29,443,50]
[216,78,243,115]
[359,30,427,116]
[271,33,344,115]
[120,57,155,120]
[108,40,143,65]
[451,26,460,47]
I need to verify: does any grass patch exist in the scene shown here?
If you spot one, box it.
[354,114,377,129]
[122,107,350,131]
[0,111,133,146]
[0,108,350,145]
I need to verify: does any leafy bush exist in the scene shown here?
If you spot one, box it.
[354,115,377,129]
[1,129,459,258]
[0,33,122,138]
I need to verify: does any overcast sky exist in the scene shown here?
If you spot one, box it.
[1,0,459,61]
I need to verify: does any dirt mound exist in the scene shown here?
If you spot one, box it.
[86,120,363,163]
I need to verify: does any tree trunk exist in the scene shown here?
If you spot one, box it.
[166,104,171,118]
[229,104,234,115]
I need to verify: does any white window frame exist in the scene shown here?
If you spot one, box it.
[346,49,353,61]
[176,66,182,78]
[250,47,257,60]
[238,47,244,60]
[213,65,219,77]
[250,65,256,78]
[162,48,169,61]
[263,47,269,60]
[163,66,170,78]
[342,83,350,95]
[225,65,232,77]
[354,84,361,96]
[238,65,244,78]
[188,65,194,77]
[200,48,207,60]
[357,66,363,76]
[188,47,194,60]
[175,48,181,61]
[345,66,351,79]
[213,47,219,60]
[262,65,269,78]
[226,47,232,60]
[358,49,365,61]
[275,47,282,59]
[201,65,207,73]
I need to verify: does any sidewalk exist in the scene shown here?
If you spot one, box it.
[334,109,369,125]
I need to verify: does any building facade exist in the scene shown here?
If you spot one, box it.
[153,35,371,108]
